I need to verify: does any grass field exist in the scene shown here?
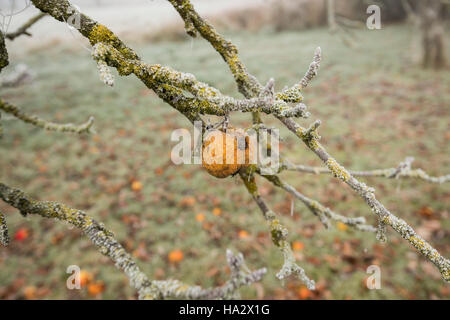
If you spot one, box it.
[0,24,449,300]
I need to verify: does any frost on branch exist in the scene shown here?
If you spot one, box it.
[92,44,115,87]
[240,168,315,290]
[0,99,95,134]
[281,156,450,184]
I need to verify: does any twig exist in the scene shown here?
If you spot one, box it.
[167,0,263,98]
[239,169,315,289]
[153,250,266,299]
[281,157,450,184]
[276,47,322,104]
[260,173,376,232]
[279,117,450,281]
[0,99,94,134]
[5,13,46,41]
[92,42,307,119]
[0,64,33,88]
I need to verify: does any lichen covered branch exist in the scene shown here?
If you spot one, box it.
[260,173,376,232]
[0,211,9,246]
[168,0,263,98]
[276,47,322,103]
[153,250,266,299]
[0,99,94,134]
[92,43,308,118]
[0,182,160,299]
[5,13,47,41]
[0,182,265,299]
[239,168,315,289]
[280,117,450,281]
[281,157,450,184]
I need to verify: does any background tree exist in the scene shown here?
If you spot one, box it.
[402,0,447,68]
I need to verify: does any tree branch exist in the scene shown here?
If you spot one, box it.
[0,98,95,134]
[92,43,308,118]
[167,0,264,98]
[0,64,33,88]
[281,157,450,184]
[239,168,315,289]
[153,250,266,299]
[276,47,322,104]
[5,13,47,41]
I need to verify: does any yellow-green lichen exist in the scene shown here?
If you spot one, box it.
[89,24,137,60]
[275,85,303,103]
[326,158,351,182]
[409,236,426,252]
[240,167,258,196]
[269,219,288,247]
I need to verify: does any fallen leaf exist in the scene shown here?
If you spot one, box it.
[202,222,212,231]
[88,281,105,296]
[23,286,37,300]
[238,230,250,239]
[132,242,149,261]
[418,206,434,218]
[14,228,29,242]
[179,196,196,207]
[298,286,311,299]
[168,249,184,263]
[292,241,305,251]
[212,207,222,216]
[80,270,93,287]
[131,180,143,192]
[195,213,205,222]
[51,232,64,245]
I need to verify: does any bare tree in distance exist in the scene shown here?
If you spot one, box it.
[402,0,447,69]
